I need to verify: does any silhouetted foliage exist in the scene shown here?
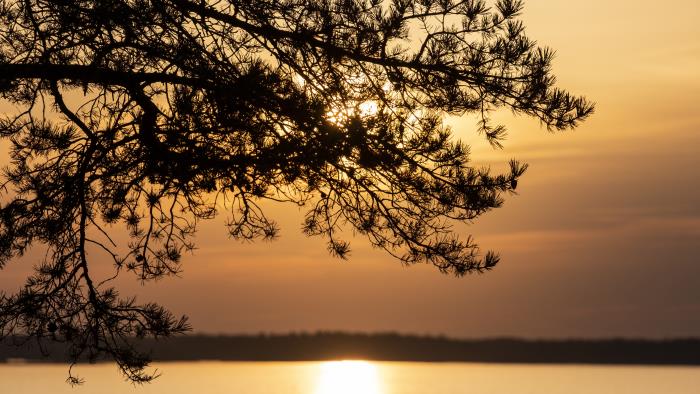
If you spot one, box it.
[0,0,593,383]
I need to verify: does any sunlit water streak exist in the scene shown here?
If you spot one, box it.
[315,361,381,394]
[1,361,698,394]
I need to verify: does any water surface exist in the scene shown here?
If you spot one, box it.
[2,361,698,394]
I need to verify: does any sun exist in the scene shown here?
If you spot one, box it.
[314,360,383,394]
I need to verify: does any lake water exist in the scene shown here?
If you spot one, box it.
[1,361,698,394]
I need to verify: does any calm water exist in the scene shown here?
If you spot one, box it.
[1,361,698,394]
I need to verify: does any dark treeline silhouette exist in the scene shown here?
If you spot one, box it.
[3,333,699,366]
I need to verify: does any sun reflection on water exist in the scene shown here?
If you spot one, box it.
[314,360,383,394]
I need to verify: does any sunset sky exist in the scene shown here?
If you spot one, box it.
[1,0,699,339]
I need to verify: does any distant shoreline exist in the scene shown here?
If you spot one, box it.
[2,333,699,366]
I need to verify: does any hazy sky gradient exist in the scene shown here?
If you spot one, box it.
[1,0,698,338]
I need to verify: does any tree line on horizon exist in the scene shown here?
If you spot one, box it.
[2,333,698,365]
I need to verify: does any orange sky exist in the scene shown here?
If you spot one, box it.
[1,1,699,338]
